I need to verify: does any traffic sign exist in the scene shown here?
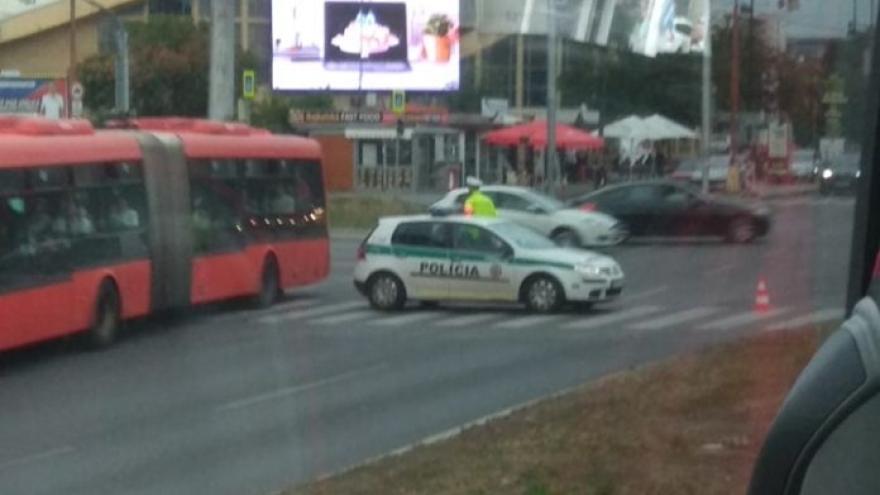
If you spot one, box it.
[391,90,406,115]
[243,70,256,100]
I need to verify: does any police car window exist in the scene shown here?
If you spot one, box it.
[453,192,469,206]
[452,223,509,255]
[392,222,449,249]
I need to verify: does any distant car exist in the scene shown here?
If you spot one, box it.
[819,152,861,195]
[670,154,737,189]
[430,186,628,248]
[566,180,772,243]
[354,215,625,312]
[791,149,818,182]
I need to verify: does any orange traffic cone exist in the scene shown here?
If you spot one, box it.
[754,279,771,313]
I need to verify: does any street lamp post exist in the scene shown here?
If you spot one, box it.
[546,0,559,190]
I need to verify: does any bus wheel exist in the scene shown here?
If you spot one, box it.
[87,282,120,349]
[253,257,280,309]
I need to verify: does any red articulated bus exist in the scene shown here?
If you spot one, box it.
[0,117,329,351]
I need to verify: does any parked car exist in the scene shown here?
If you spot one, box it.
[670,154,737,190]
[566,180,772,243]
[819,152,862,195]
[791,149,818,182]
[430,186,628,247]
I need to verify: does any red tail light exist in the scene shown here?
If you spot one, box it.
[580,202,597,212]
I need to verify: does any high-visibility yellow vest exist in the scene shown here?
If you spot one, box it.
[463,191,497,218]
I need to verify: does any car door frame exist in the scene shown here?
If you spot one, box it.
[389,220,452,300]
[449,222,518,301]
[490,190,553,235]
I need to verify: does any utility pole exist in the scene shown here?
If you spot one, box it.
[730,0,739,174]
[68,0,77,118]
[81,0,130,113]
[209,0,236,121]
[546,0,559,188]
[700,0,712,193]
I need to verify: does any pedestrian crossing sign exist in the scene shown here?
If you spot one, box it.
[243,70,256,100]
[391,90,406,115]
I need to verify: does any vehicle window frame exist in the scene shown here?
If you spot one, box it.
[450,223,512,257]
[391,221,450,250]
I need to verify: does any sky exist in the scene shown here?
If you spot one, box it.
[715,0,877,38]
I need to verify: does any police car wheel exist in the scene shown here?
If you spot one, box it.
[524,276,564,313]
[551,228,580,248]
[368,273,406,311]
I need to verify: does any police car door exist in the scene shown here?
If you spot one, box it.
[390,221,451,300]
[450,223,517,301]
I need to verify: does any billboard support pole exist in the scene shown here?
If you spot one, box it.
[701,0,713,193]
[546,0,559,190]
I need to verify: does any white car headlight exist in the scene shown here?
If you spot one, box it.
[822,169,833,179]
[575,264,603,278]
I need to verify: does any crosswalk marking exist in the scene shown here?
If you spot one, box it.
[494,315,562,330]
[561,306,662,330]
[766,308,845,332]
[698,307,792,331]
[629,307,719,331]
[312,310,376,326]
[369,311,445,328]
[259,301,365,325]
[435,313,505,328]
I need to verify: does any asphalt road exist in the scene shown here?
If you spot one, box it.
[0,195,855,495]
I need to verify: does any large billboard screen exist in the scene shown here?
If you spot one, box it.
[272,0,460,91]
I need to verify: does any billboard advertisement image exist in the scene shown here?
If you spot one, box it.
[0,78,68,118]
[272,0,460,91]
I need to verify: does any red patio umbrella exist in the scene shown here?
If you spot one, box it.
[483,120,604,150]
[529,122,605,150]
[482,120,546,146]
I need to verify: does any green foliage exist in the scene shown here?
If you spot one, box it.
[250,94,334,133]
[78,15,209,118]
[558,46,702,127]
[424,14,453,36]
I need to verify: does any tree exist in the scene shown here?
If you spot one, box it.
[79,16,210,118]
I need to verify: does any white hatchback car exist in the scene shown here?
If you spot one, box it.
[354,215,625,312]
[429,186,628,247]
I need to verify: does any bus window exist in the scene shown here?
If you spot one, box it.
[70,163,149,267]
[189,159,246,254]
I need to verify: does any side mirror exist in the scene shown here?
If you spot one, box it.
[748,297,880,495]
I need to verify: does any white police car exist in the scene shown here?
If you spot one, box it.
[354,215,625,312]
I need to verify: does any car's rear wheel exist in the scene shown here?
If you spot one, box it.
[523,275,564,313]
[86,281,120,349]
[726,217,757,244]
[368,273,407,311]
[551,228,580,248]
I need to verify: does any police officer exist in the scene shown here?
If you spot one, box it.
[463,177,497,217]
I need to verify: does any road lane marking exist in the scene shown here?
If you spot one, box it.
[369,312,445,327]
[259,301,364,325]
[629,307,719,331]
[561,306,662,330]
[705,264,738,276]
[217,363,388,412]
[494,315,563,330]
[435,313,505,328]
[698,307,792,332]
[766,308,845,332]
[626,286,669,302]
[312,310,376,326]
[0,446,76,472]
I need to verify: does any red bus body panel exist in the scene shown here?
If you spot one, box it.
[0,261,151,351]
